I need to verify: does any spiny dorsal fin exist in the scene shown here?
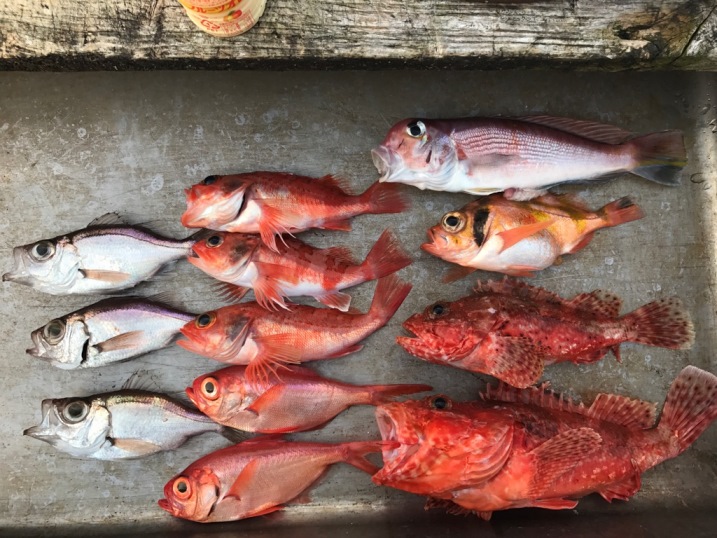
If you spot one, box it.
[88,213,126,227]
[587,393,657,430]
[473,278,565,306]
[567,290,623,318]
[515,115,634,145]
[316,174,353,194]
[481,382,588,416]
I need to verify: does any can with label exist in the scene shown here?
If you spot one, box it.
[179,0,266,38]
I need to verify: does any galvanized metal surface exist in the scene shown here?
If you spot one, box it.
[0,71,716,536]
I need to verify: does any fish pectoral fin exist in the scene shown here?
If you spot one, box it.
[255,200,301,252]
[214,282,251,303]
[472,334,544,388]
[442,265,477,283]
[598,472,642,502]
[315,291,352,311]
[80,269,132,284]
[110,437,162,456]
[225,458,263,501]
[252,263,289,310]
[515,115,634,145]
[496,219,555,253]
[245,384,290,415]
[468,153,518,167]
[246,334,302,387]
[525,498,579,511]
[96,331,146,353]
[528,427,602,498]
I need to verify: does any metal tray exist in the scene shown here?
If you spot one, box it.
[1,71,715,537]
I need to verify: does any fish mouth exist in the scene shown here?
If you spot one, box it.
[420,228,444,256]
[185,387,199,407]
[157,498,173,514]
[23,425,50,439]
[373,406,421,483]
[176,336,205,356]
[188,247,200,259]
[372,146,403,183]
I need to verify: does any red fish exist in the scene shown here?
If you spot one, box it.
[188,229,411,311]
[397,279,694,388]
[372,116,686,200]
[187,364,431,434]
[373,366,717,520]
[159,438,391,522]
[178,274,412,386]
[181,172,409,252]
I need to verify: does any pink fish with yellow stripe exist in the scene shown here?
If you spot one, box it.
[422,193,644,279]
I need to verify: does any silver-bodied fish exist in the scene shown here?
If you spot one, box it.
[27,295,195,369]
[3,214,197,295]
[372,116,686,200]
[24,390,245,460]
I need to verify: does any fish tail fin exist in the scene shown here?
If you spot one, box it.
[219,426,251,444]
[361,182,410,214]
[365,383,433,405]
[622,297,694,350]
[360,229,413,281]
[368,274,412,325]
[597,197,645,228]
[658,366,717,454]
[342,441,395,474]
[629,130,686,186]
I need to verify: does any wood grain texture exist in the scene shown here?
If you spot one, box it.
[1,1,716,70]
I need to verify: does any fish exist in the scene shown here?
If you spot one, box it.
[178,274,412,386]
[188,228,412,311]
[26,295,195,370]
[2,214,197,295]
[397,279,694,388]
[181,172,409,252]
[24,390,245,460]
[372,116,686,200]
[159,437,391,522]
[422,193,645,279]
[186,364,431,434]
[372,366,717,520]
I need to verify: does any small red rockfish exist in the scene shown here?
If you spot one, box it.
[372,116,686,200]
[159,438,391,522]
[423,194,644,279]
[181,172,409,252]
[373,366,717,520]
[188,229,411,311]
[187,364,431,434]
[178,274,412,386]
[397,279,693,388]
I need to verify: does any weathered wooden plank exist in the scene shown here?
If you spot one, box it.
[0,0,716,70]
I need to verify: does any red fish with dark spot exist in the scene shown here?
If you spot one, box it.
[373,366,717,519]
[181,172,409,252]
[398,279,694,388]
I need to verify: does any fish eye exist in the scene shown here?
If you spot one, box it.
[441,213,465,233]
[206,235,223,248]
[42,319,66,343]
[430,396,451,410]
[406,120,426,138]
[30,241,55,261]
[431,303,446,317]
[173,478,192,500]
[202,175,218,185]
[201,377,220,400]
[195,312,216,329]
[62,400,89,423]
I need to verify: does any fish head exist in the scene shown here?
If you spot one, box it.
[421,200,493,266]
[373,396,513,494]
[182,175,250,229]
[372,119,457,190]
[27,314,90,370]
[187,367,249,420]
[160,468,221,522]
[24,396,110,457]
[188,232,259,280]
[178,310,251,362]
[3,237,80,294]
[397,299,485,364]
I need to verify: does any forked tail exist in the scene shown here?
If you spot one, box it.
[368,274,413,327]
[341,441,398,474]
[361,182,410,214]
[361,229,413,281]
[622,297,694,349]
[629,130,687,186]
[598,197,645,228]
[658,366,717,456]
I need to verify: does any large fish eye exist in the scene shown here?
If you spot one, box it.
[441,213,465,233]
[201,377,220,400]
[406,120,426,138]
[42,319,66,343]
[30,240,56,261]
[430,396,452,411]
[62,400,89,423]
[195,312,217,329]
[206,235,223,248]
[431,303,447,317]
[173,477,193,500]
[202,175,218,185]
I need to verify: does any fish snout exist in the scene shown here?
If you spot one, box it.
[157,498,173,514]
[185,387,199,406]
